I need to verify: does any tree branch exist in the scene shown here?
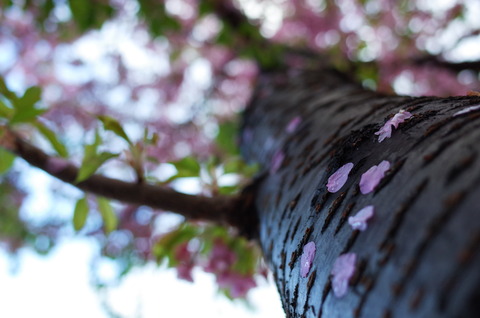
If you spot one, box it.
[0,127,257,236]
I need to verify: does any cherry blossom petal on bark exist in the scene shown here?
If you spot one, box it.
[286,116,302,133]
[348,205,374,231]
[374,109,412,142]
[300,241,316,278]
[331,252,357,298]
[453,105,480,117]
[359,160,390,194]
[270,150,285,174]
[327,162,354,193]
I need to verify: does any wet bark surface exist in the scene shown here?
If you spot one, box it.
[241,68,480,318]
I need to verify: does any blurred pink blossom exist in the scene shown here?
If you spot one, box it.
[217,272,257,298]
[204,239,237,273]
[175,242,195,282]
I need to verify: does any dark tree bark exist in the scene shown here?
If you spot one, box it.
[241,67,480,318]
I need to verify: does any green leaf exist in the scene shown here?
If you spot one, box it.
[143,127,159,145]
[97,115,132,145]
[32,122,69,157]
[242,162,260,177]
[84,130,102,159]
[75,151,119,183]
[171,156,201,177]
[68,0,114,31]
[137,0,180,37]
[218,185,239,195]
[216,23,233,46]
[0,77,17,101]
[73,196,89,231]
[97,197,117,233]
[216,121,239,155]
[20,86,41,107]
[0,148,16,175]
[0,0,14,8]
[0,99,13,119]
[231,238,258,275]
[198,0,214,16]
[223,157,243,174]
[10,107,46,124]
[9,86,46,124]
[75,131,117,182]
[152,223,199,265]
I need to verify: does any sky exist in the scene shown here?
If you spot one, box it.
[0,237,284,318]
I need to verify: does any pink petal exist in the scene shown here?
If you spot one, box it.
[286,116,302,133]
[348,205,374,231]
[331,253,357,298]
[327,162,354,193]
[359,160,390,194]
[374,109,412,142]
[300,241,316,278]
[270,150,285,174]
[453,105,480,117]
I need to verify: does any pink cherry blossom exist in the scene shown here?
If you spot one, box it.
[204,239,237,273]
[217,272,257,298]
[300,241,316,278]
[174,242,195,282]
[286,116,302,133]
[331,252,357,298]
[359,160,390,194]
[203,239,257,297]
[374,109,412,142]
[453,105,480,117]
[327,162,354,193]
[348,206,374,231]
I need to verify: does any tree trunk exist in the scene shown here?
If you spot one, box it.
[241,67,480,318]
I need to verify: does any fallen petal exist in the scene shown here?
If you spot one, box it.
[348,205,375,231]
[374,109,412,142]
[331,252,357,298]
[286,116,302,133]
[300,241,316,278]
[270,150,285,174]
[359,160,390,194]
[327,162,354,193]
